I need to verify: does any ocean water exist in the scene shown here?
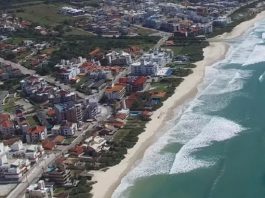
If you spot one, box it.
[112,19,265,198]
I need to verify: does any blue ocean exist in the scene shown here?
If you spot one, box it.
[112,18,265,198]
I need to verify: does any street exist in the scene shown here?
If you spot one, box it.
[7,123,94,198]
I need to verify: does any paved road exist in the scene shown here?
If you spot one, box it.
[7,123,94,198]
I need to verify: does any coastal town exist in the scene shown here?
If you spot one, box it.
[0,0,264,197]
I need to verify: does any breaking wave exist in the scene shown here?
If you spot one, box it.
[112,13,264,198]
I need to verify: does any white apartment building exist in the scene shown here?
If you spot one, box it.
[131,49,172,76]
[106,51,132,66]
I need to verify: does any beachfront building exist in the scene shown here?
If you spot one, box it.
[119,76,147,92]
[42,165,72,186]
[26,180,53,198]
[131,49,172,76]
[84,136,107,153]
[131,59,159,76]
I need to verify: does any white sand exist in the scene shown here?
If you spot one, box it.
[91,10,265,198]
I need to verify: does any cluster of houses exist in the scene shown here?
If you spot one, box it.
[0,39,53,70]
[62,0,250,37]
[0,63,22,80]
[0,140,44,183]
[54,56,125,85]
[0,13,31,33]
[20,74,99,125]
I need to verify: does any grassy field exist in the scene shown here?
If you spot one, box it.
[64,27,94,37]
[112,119,147,143]
[14,3,71,26]
[150,82,170,92]
[164,46,183,56]
[133,27,158,36]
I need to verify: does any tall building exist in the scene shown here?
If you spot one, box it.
[131,59,159,76]
[54,102,83,123]
[106,51,132,66]
[42,165,71,186]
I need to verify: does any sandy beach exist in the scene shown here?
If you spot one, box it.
[91,10,265,198]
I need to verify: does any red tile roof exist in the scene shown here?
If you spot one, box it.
[105,84,125,93]
[0,120,13,128]
[107,121,125,128]
[42,140,55,150]
[29,125,46,134]
[69,145,84,155]
[0,114,10,122]
[125,93,139,109]
[132,76,147,86]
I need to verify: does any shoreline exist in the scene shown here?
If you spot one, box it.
[91,10,265,198]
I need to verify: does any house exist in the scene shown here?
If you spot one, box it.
[26,126,47,143]
[69,145,84,156]
[150,91,167,105]
[57,67,80,82]
[0,114,15,138]
[25,145,44,163]
[0,142,31,182]
[104,84,126,100]
[42,165,72,186]
[60,121,78,136]
[119,76,147,92]
[51,121,77,136]
[55,57,86,83]
[84,136,106,153]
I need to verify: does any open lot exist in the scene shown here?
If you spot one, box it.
[14,3,71,26]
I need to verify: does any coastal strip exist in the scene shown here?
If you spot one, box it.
[91,10,265,198]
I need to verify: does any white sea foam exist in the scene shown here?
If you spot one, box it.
[113,112,245,198]
[227,37,260,65]
[199,68,252,96]
[112,133,176,198]
[169,116,245,174]
[259,71,265,82]
[243,45,265,66]
[113,19,259,198]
